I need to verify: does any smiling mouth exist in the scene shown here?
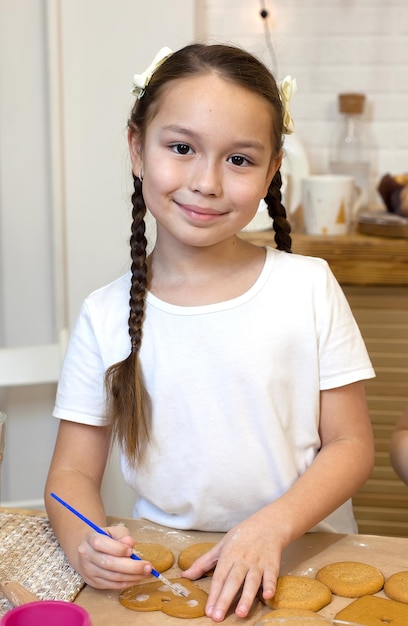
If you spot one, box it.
[177,202,226,218]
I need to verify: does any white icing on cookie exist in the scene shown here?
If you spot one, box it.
[173,584,190,597]
[158,583,190,597]
[187,599,199,607]
[135,594,150,602]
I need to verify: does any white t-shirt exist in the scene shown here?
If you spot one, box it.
[54,247,375,533]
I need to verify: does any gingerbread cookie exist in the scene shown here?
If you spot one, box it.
[261,608,326,619]
[384,571,408,604]
[119,577,208,618]
[316,561,384,597]
[262,575,332,612]
[335,594,408,626]
[132,541,174,572]
[178,542,217,576]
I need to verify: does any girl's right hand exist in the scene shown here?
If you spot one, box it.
[76,524,154,589]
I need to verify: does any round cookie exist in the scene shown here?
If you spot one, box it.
[261,608,326,619]
[262,575,332,612]
[384,571,408,604]
[335,594,408,625]
[132,541,174,572]
[119,577,208,618]
[316,561,384,597]
[178,542,217,576]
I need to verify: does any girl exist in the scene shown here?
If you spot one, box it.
[45,43,375,622]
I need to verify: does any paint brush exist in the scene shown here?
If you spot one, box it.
[50,492,188,597]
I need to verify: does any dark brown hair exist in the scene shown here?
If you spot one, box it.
[105,43,292,464]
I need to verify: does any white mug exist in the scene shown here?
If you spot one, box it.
[301,175,362,235]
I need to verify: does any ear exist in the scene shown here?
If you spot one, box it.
[128,128,143,176]
[262,150,283,198]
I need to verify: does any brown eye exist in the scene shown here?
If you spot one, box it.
[229,155,249,166]
[174,143,191,155]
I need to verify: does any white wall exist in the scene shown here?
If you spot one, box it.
[0,0,196,512]
[204,0,408,205]
[59,0,197,326]
[0,0,55,348]
[0,0,61,507]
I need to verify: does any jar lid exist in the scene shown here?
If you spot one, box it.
[338,93,366,114]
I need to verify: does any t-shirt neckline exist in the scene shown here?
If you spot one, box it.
[146,246,275,314]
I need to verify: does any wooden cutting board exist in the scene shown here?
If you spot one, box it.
[356,210,408,238]
[74,517,408,625]
[357,220,408,238]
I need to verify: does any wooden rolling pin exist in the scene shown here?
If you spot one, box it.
[0,581,39,606]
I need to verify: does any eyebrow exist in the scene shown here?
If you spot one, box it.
[161,125,266,151]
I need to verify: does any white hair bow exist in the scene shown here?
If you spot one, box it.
[278,76,297,134]
[131,46,173,99]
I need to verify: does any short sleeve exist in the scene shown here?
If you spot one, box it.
[53,300,108,425]
[315,262,375,389]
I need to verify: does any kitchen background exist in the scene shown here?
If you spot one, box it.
[0,0,407,514]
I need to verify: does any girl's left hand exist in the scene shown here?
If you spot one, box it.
[181,514,283,622]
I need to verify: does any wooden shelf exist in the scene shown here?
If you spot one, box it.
[239,230,408,286]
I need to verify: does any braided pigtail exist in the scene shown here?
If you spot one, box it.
[265,169,292,253]
[102,43,295,464]
[104,173,150,465]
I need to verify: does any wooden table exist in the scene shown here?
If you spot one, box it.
[1,508,408,624]
[73,516,408,625]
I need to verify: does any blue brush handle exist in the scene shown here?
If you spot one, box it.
[50,492,162,578]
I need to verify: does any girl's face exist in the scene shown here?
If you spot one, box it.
[129,73,281,249]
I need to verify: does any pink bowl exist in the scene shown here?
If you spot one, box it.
[1,600,91,626]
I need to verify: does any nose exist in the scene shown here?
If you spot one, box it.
[189,157,222,197]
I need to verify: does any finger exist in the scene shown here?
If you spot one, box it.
[98,550,152,575]
[182,552,218,580]
[98,526,140,554]
[260,565,278,601]
[117,535,138,550]
[181,543,220,580]
[106,524,133,541]
[234,566,263,618]
[206,561,246,622]
[79,550,153,588]
[81,561,153,589]
[79,538,152,577]
[87,532,134,558]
